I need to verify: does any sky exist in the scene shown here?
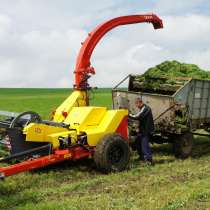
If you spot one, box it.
[0,0,210,88]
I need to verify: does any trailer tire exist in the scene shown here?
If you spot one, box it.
[173,132,193,159]
[94,133,130,173]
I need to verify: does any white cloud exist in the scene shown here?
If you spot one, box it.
[157,15,210,48]
[0,14,12,39]
[0,1,210,88]
[155,0,209,14]
[0,21,88,87]
[185,50,210,70]
[126,43,170,69]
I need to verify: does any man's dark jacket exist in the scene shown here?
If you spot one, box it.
[129,104,154,135]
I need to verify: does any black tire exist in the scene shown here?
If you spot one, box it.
[94,133,130,173]
[173,132,193,158]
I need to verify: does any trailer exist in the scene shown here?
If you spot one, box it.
[112,75,210,158]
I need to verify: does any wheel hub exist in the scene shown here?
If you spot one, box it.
[108,145,123,164]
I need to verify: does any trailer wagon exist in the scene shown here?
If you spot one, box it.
[112,75,210,158]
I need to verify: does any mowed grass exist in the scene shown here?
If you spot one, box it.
[0,88,210,210]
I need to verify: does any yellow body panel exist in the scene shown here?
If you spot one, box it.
[23,124,76,148]
[64,106,107,131]
[85,109,128,146]
[53,91,87,122]
[24,91,128,149]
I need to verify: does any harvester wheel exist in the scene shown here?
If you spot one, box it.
[173,132,193,159]
[10,111,42,129]
[94,133,130,173]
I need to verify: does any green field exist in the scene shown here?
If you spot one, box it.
[0,88,112,118]
[0,88,210,210]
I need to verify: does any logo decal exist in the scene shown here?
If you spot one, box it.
[35,127,42,134]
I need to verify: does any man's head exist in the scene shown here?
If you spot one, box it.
[135,97,143,109]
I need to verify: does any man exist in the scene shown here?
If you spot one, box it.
[129,97,154,164]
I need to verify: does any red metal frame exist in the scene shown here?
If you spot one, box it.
[0,147,92,178]
[74,14,163,89]
[116,116,128,140]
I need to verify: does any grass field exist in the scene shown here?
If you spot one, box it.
[0,88,210,210]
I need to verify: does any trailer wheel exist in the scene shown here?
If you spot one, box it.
[94,133,130,173]
[173,132,193,158]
